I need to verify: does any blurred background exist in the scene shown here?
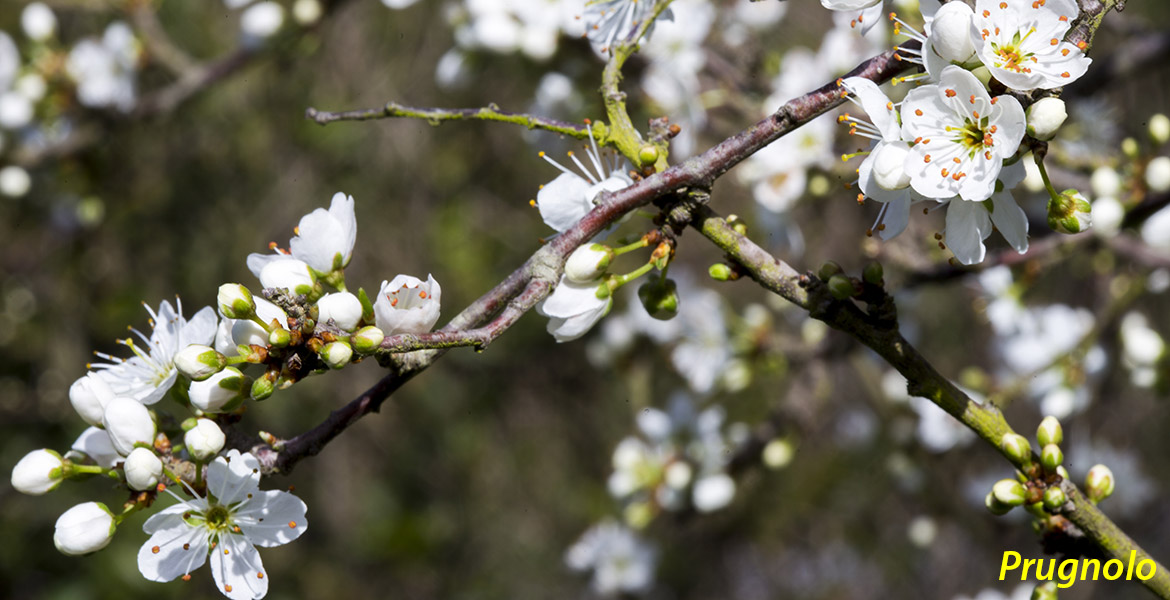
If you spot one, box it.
[2,0,1170,598]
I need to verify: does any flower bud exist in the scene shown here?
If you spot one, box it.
[316,291,363,332]
[985,491,1013,516]
[818,261,843,281]
[1146,156,1170,194]
[321,341,353,369]
[268,327,291,348]
[54,502,115,556]
[1150,114,1170,145]
[638,145,660,166]
[1036,416,1063,447]
[373,274,442,336]
[1040,444,1063,473]
[250,373,276,401]
[69,373,114,427]
[872,142,912,190]
[692,474,736,513]
[102,398,156,457]
[217,283,256,319]
[1000,432,1033,465]
[184,419,225,461]
[1122,137,1139,159]
[1085,464,1115,503]
[123,447,163,491]
[637,275,679,321]
[1056,465,1070,481]
[565,244,615,283]
[1026,98,1067,141]
[188,367,248,413]
[352,326,385,354]
[1032,581,1059,600]
[827,274,857,300]
[1043,486,1067,511]
[708,263,734,281]
[992,478,1028,506]
[231,297,288,348]
[11,449,64,495]
[928,1,976,62]
[863,261,884,286]
[174,344,227,381]
[258,257,315,295]
[1047,189,1092,234]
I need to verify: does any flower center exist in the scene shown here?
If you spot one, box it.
[204,505,232,530]
[949,117,995,158]
[990,29,1036,74]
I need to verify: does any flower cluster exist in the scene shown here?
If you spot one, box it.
[833,0,1095,264]
[10,192,441,599]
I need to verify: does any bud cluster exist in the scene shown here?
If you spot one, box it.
[987,416,1081,518]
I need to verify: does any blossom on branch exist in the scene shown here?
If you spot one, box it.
[971,0,1090,91]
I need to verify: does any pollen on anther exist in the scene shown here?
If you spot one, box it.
[952,158,961,164]
[945,89,957,98]
[182,575,191,582]
[914,137,923,144]
[1050,38,1059,46]
[924,155,932,163]
[1061,48,1070,56]
[915,109,923,116]
[258,573,265,579]
[1061,72,1070,78]
[1059,15,1068,22]
[224,549,230,555]
[225,585,233,593]
[152,546,160,554]
[985,151,993,160]
[982,9,990,16]
[289,521,297,528]
[183,543,190,550]
[969,94,976,104]
[419,291,427,299]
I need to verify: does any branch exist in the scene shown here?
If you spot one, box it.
[250,41,920,472]
[686,202,1170,599]
[304,102,593,139]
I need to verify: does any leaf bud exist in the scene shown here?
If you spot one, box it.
[818,260,843,281]
[217,283,256,319]
[637,275,679,321]
[1036,415,1063,447]
[862,261,884,286]
[250,373,276,401]
[708,263,734,281]
[638,145,660,166]
[827,274,857,300]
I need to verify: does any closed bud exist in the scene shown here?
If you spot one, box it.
[638,145,660,166]
[1036,415,1063,447]
[1146,156,1170,194]
[268,327,291,348]
[565,244,614,283]
[818,261,843,281]
[1026,98,1067,141]
[1047,189,1092,234]
[708,263,734,281]
[1041,444,1063,473]
[250,373,276,401]
[184,419,225,461]
[985,491,1013,516]
[1122,137,1139,159]
[174,344,226,381]
[123,447,163,491]
[353,326,385,354]
[1032,581,1059,600]
[316,291,363,332]
[102,398,156,457]
[1000,432,1033,465]
[258,258,316,295]
[69,373,115,427]
[217,283,256,319]
[929,1,976,62]
[1043,486,1067,511]
[1085,464,1115,503]
[1150,113,1170,145]
[321,341,353,369]
[871,142,912,190]
[1056,465,1070,481]
[11,448,64,495]
[54,502,115,556]
[992,478,1028,506]
[863,261,884,285]
[637,275,679,321]
[827,274,857,300]
[188,367,248,413]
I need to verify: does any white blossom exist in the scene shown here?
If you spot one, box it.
[66,22,141,111]
[70,426,121,469]
[240,2,285,40]
[565,520,657,595]
[373,274,442,336]
[971,0,1091,91]
[536,125,631,233]
[138,450,308,599]
[535,275,612,342]
[21,3,57,41]
[289,192,357,273]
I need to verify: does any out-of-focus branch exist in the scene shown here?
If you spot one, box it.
[129,1,197,76]
[304,102,592,139]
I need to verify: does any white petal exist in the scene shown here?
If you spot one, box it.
[989,190,1029,254]
[235,490,309,547]
[181,306,220,348]
[536,173,593,232]
[840,77,899,140]
[70,426,121,469]
[137,521,209,582]
[210,533,268,599]
[945,200,992,265]
[537,278,608,319]
[207,450,261,505]
[879,196,913,240]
